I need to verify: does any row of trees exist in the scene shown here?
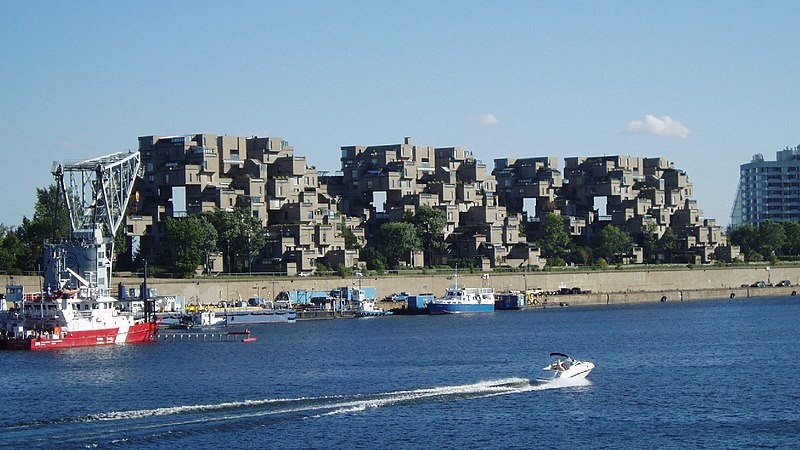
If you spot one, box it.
[0,184,268,277]
[7,183,800,277]
[158,205,449,277]
[727,221,800,261]
[536,213,679,266]
[353,206,447,272]
[159,208,265,277]
[0,185,687,277]
[0,182,451,277]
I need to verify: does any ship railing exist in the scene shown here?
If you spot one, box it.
[0,311,22,321]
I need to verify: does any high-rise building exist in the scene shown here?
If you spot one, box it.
[731,145,800,227]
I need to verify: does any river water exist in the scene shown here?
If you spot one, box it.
[1,296,798,449]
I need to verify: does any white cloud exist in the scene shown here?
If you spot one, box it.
[626,114,690,138]
[477,113,499,126]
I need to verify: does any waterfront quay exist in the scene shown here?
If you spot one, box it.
[5,265,797,312]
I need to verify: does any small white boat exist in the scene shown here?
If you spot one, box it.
[191,310,226,327]
[353,289,392,317]
[538,352,595,381]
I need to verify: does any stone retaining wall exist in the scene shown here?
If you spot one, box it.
[3,265,799,307]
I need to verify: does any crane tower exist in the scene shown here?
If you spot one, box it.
[44,151,142,292]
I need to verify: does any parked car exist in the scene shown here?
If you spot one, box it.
[750,281,766,288]
[777,280,792,287]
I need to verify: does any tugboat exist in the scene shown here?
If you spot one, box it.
[0,151,159,350]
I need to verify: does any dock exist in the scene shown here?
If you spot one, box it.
[156,329,254,343]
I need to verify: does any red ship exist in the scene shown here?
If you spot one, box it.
[1,283,159,351]
[0,151,159,350]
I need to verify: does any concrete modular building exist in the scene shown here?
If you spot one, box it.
[494,155,729,263]
[127,130,732,273]
[330,137,544,269]
[128,134,356,274]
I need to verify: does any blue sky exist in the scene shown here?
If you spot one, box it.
[2,1,799,227]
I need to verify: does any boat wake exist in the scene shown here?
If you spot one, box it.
[1,377,590,448]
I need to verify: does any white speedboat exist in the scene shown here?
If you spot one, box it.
[538,352,595,381]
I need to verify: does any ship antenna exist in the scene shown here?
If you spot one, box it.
[142,259,151,323]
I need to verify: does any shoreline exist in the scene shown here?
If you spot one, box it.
[517,285,798,309]
[4,265,798,310]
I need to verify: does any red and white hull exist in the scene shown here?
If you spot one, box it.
[1,321,158,351]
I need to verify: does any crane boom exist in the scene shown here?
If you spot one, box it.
[53,151,142,240]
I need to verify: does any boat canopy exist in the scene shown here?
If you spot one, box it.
[549,352,571,359]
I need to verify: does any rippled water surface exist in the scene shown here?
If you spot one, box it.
[1,296,798,449]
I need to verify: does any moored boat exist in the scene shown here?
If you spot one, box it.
[0,152,160,350]
[353,289,393,317]
[428,285,495,314]
[428,268,495,314]
[0,280,158,351]
[222,308,297,325]
[191,310,226,327]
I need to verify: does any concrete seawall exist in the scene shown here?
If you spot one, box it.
[3,265,799,307]
[533,285,798,308]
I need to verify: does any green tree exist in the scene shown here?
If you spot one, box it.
[205,208,265,273]
[9,185,73,272]
[656,227,679,261]
[781,221,800,255]
[570,245,592,266]
[377,222,422,268]
[408,205,447,266]
[33,185,71,240]
[728,224,757,258]
[597,225,633,264]
[640,222,659,263]
[359,246,387,272]
[0,226,26,274]
[756,221,786,258]
[165,216,218,277]
[341,227,362,250]
[537,212,572,260]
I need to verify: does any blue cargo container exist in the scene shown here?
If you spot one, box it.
[280,287,377,305]
[495,292,526,310]
[407,294,434,311]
